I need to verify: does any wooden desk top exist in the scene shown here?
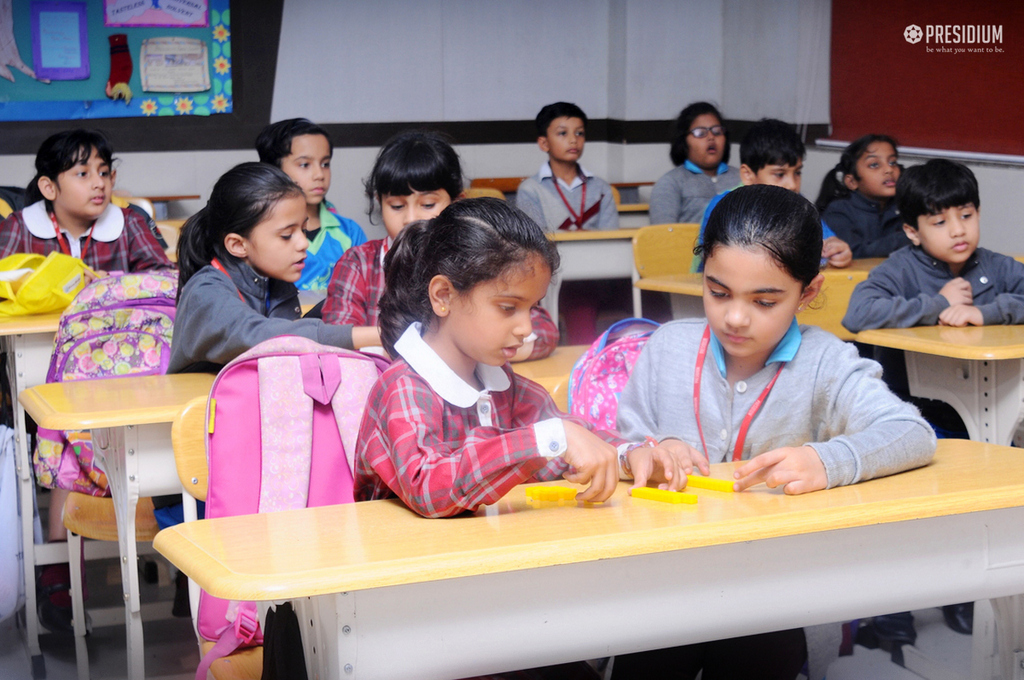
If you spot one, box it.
[0,312,62,336]
[548,229,639,242]
[138,195,201,202]
[511,345,586,383]
[19,373,215,430]
[857,325,1024,360]
[617,204,649,213]
[154,441,1022,602]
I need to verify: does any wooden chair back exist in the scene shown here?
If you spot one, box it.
[797,272,862,341]
[633,223,701,279]
[172,396,210,502]
[463,186,506,200]
[469,177,526,194]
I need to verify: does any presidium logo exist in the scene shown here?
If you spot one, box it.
[904,23,1005,52]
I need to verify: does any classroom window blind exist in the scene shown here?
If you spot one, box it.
[830,0,1022,156]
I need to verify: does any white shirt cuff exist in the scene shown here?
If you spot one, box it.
[534,418,567,459]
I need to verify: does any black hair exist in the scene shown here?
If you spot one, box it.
[534,102,588,137]
[176,162,304,296]
[378,197,560,356]
[364,130,464,220]
[696,184,822,287]
[26,129,115,207]
[897,159,980,229]
[814,134,899,211]
[254,118,333,167]
[739,119,805,174]
[669,101,731,167]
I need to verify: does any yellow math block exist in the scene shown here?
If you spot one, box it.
[630,487,698,504]
[525,485,578,502]
[686,475,735,493]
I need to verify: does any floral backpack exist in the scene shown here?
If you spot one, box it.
[33,271,178,496]
[567,318,660,430]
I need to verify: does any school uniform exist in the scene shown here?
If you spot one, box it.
[0,200,171,271]
[615,318,936,680]
[821,191,908,258]
[842,245,1024,332]
[168,255,353,374]
[295,199,367,291]
[321,238,561,359]
[355,323,627,518]
[515,162,619,231]
[648,161,741,225]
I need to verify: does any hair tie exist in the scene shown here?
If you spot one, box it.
[835,170,844,182]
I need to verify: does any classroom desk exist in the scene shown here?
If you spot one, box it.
[154,441,1024,680]
[19,372,215,680]
[545,229,641,324]
[635,259,884,341]
[0,313,61,675]
[510,344,587,411]
[857,325,1024,446]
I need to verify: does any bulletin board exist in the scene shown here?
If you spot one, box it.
[830,0,1023,156]
[0,0,232,121]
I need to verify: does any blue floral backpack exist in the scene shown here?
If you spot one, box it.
[567,318,660,430]
[34,271,178,496]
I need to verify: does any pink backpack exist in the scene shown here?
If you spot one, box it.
[34,271,178,496]
[194,335,388,680]
[568,318,660,430]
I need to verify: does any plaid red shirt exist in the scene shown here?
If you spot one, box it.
[0,204,172,272]
[323,238,560,359]
[322,239,385,326]
[355,329,625,517]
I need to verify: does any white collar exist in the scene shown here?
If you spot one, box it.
[393,323,511,408]
[23,200,125,242]
[538,161,593,191]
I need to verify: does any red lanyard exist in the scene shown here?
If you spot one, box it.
[50,212,94,262]
[552,174,587,230]
[693,325,786,462]
[211,258,245,302]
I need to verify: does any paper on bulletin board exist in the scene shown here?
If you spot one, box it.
[31,1,89,81]
[139,36,208,92]
[104,0,208,28]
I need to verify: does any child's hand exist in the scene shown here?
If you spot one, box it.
[733,445,827,495]
[939,304,983,327]
[939,277,973,307]
[562,421,619,502]
[626,441,690,492]
[83,269,107,284]
[352,325,382,349]
[822,237,852,268]
[637,437,710,478]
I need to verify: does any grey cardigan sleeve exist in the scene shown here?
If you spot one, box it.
[171,273,353,371]
[842,266,949,332]
[514,178,548,231]
[595,179,620,230]
[809,342,936,487]
[648,173,682,225]
[975,256,1024,325]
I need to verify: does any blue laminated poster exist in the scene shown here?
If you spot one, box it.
[31,2,89,80]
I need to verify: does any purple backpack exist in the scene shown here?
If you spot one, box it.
[194,335,388,680]
[33,272,178,496]
[568,318,660,430]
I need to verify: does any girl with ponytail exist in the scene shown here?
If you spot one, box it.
[356,197,690,519]
[169,162,378,373]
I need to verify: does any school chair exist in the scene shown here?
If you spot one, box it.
[62,492,161,680]
[631,223,700,316]
[111,195,155,219]
[171,396,263,680]
[463,186,506,200]
[609,184,621,207]
[0,185,25,218]
[469,177,526,202]
[156,219,185,260]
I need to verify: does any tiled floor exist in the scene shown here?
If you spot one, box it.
[0,555,976,680]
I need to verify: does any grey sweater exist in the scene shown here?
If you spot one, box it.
[169,257,353,373]
[842,245,1024,332]
[516,170,619,232]
[617,319,935,488]
[648,164,741,225]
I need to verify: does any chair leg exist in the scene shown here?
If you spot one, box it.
[67,531,90,680]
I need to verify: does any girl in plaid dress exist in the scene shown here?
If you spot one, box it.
[355,197,689,518]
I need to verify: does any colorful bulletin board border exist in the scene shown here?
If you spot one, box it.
[0,0,230,121]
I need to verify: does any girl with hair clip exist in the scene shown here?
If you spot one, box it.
[355,197,689,522]
[0,128,171,272]
[648,101,742,225]
[815,134,906,258]
[613,185,935,680]
[168,162,379,374]
[321,130,559,360]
